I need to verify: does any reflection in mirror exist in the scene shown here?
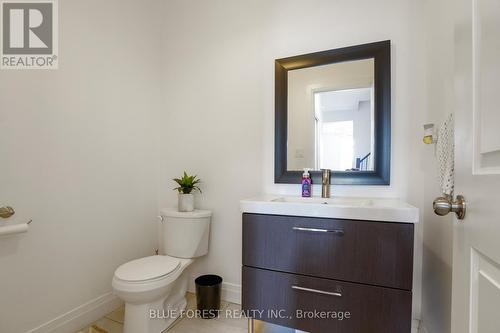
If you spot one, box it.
[287,58,375,172]
[315,87,374,171]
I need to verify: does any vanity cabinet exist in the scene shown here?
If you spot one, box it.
[241,213,414,333]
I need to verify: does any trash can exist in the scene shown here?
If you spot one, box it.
[195,274,223,319]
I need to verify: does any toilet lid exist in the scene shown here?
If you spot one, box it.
[114,255,181,282]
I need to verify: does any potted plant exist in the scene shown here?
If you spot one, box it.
[173,171,202,212]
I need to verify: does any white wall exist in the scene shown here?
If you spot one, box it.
[0,1,163,332]
[420,0,455,332]
[159,0,426,321]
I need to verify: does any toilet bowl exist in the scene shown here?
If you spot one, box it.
[112,209,211,333]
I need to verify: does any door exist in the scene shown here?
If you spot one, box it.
[451,0,500,332]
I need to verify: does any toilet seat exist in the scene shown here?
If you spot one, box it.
[114,255,181,283]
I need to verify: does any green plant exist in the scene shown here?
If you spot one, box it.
[173,171,202,194]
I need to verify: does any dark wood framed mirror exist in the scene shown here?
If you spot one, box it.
[275,40,391,185]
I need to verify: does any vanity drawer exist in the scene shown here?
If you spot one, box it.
[242,213,414,290]
[242,266,412,333]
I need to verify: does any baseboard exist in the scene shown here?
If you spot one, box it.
[412,319,421,333]
[26,292,122,333]
[188,280,242,305]
[418,320,429,333]
[220,282,242,304]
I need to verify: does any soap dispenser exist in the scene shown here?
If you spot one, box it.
[301,168,312,197]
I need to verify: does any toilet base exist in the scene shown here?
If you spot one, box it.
[122,273,189,333]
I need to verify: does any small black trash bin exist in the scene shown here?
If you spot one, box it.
[195,274,223,319]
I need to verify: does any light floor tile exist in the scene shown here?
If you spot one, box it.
[167,315,248,333]
[105,305,125,324]
[225,302,242,311]
[185,292,196,310]
[168,302,248,333]
[76,326,106,333]
[186,292,230,311]
[218,303,248,331]
[78,295,245,333]
[89,317,123,333]
[163,311,185,332]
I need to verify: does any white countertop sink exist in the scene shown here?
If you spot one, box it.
[240,195,419,223]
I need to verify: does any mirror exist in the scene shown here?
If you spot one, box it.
[287,59,375,172]
[275,41,391,185]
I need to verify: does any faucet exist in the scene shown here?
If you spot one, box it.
[321,169,331,198]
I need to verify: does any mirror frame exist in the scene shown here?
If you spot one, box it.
[275,40,391,185]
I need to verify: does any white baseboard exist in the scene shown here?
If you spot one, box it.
[188,280,242,305]
[418,320,429,333]
[220,282,241,304]
[26,292,122,333]
[412,319,421,333]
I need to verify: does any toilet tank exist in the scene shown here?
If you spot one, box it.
[160,208,211,258]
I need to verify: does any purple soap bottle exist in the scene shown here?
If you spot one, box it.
[301,168,312,197]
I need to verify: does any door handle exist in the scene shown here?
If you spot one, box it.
[0,206,15,219]
[433,195,466,220]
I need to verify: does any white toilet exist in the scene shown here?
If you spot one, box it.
[112,209,211,333]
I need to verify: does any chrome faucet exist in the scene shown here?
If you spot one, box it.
[321,169,331,198]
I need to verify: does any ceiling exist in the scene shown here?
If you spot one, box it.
[316,87,371,113]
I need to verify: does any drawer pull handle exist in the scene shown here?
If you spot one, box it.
[292,226,344,235]
[292,285,342,297]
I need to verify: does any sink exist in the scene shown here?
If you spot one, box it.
[270,196,373,207]
[240,195,419,223]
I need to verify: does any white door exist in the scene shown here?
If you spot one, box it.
[451,0,500,332]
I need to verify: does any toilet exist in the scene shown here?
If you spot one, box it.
[112,209,211,333]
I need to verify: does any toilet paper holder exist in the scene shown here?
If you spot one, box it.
[0,206,33,224]
[0,206,15,219]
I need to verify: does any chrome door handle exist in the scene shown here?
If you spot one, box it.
[433,195,466,220]
[0,206,15,219]
[292,285,342,297]
[292,226,344,235]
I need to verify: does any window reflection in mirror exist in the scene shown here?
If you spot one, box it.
[314,87,374,171]
[287,58,375,172]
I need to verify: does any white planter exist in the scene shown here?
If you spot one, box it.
[178,193,194,212]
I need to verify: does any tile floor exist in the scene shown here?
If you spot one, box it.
[77,293,249,333]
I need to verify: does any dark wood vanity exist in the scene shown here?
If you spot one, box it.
[246,39,412,332]
[241,213,414,333]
